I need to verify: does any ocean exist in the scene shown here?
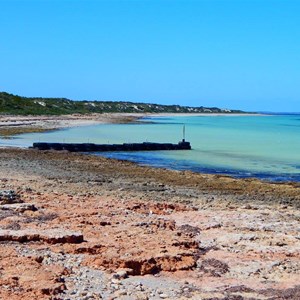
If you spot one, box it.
[2,114,300,182]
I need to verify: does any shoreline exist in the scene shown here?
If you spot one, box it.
[2,143,300,187]
[0,112,264,137]
[0,113,143,137]
[0,147,300,299]
[1,147,300,207]
[0,112,298,186]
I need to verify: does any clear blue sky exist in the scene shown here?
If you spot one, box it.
[1,0,299,112]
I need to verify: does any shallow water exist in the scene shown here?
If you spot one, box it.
[1,114,300,182]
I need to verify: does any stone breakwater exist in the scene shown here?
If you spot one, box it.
[0,148,300,299]
[32,141,192,152]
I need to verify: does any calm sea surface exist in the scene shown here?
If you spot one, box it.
[2,114,300,182]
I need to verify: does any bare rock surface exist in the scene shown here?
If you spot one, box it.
[1,203,37,212]
[0,148,300,299]
[0,229,84,244]
[0,190,22,204]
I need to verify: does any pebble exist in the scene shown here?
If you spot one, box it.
[110,284,119,290]
[136,285,145,291]
[114,269,128,279]
[111,278,120,284]
[114,290,127,297]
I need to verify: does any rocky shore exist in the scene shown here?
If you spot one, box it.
[0,148,300,299]
[0,114,141,137]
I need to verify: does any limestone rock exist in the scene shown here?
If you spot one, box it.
[0,203,37,212]
[0,229,84,244]
[0,190,22,204]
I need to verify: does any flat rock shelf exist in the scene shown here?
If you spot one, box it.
[31,140,191,152]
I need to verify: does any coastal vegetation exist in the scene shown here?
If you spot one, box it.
[0,92,245,115]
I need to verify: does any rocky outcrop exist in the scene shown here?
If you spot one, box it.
[1,148,300,299]
[0,190,22,204]
[120,253,198,275]
[0,246,67,299]
[0,229,83,244]
[87,252,198,276]
[0,203,37,212]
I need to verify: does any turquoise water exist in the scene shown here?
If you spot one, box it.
[1,115,300,182]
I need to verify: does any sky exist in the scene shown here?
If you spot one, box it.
[0,0,300,112]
